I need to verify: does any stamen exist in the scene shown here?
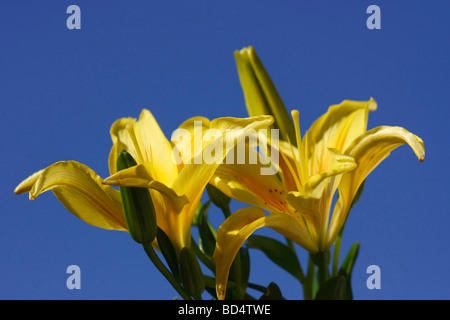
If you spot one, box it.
[279,147,302,190]
[284,109,304,188]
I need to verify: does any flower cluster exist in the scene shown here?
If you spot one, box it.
[15,47,424,300]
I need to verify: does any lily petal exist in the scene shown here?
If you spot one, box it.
[14,169,45,195]
[302,148,357,199]
[15,161,126,231]
[109,117,137,176]
[103,162,155,188]
[134,109,179,185]
[302,99,376,178]
[172,115,274,249]
[170,116,211,167]
[108,110,178,187]
[102,163,189,214]
[210,146,287,214]
[214,207,317,299]
[214,207,265,300]
[327,125,425,246]
[172,115,274,204]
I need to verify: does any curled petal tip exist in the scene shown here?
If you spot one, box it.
[13,186,22,195]
[102,178,122,186]
[368,97,378,111]
[216,286,225,300]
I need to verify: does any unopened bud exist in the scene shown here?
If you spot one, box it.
[179,247,205,299]
[117,150,157,244]
[206,184,230,211]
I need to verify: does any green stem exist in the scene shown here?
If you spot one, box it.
[332,229,344,277]
[204,274,265,297]
[142,242,191,300]
[303,255,315,300]
[314,251,330,288]
[191,236,215,272]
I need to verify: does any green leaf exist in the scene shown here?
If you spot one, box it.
[339,242,360,276]
[314,275,349,300]
[259,282,285,300]
[338,242,360,300]
[246,235,303,282]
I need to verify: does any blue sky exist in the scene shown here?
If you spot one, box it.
[1,1,449,300]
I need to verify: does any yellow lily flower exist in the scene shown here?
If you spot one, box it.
[102,111,274,253]
[211,98,425,299]
[15,109,273,255]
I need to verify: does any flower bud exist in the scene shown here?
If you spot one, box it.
[179,247,205,299]
[206,184,230,211]
[234,46,296,143]
[117,150,157,244]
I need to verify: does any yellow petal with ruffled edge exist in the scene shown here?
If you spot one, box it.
[15,161,126,231]
[326,126,425,247]
[301,99,376,180]
[301,148,357,199]
[214,207,317,300]
[109,117,137,176]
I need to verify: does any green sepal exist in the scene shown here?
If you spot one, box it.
[156,227,180,283]
[117,150,157,244]
[179,247,205,300]
[247,235,303,282]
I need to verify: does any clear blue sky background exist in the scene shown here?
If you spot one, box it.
[1,1,448,300]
